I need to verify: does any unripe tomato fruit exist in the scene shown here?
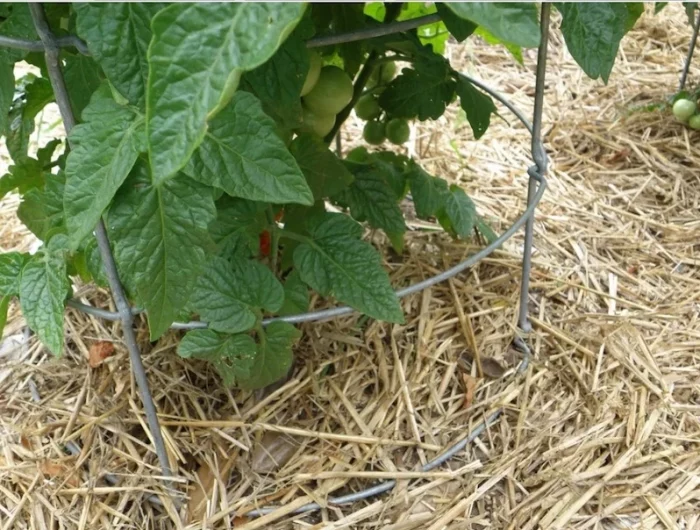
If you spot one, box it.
[386,118,410,145]
[363,121,386,145]
[301,105,335,138]
[301,51,323,97]
[355,94,381,120]
[673,99,696,122]
[303,66,353,116]
[689,114,700,130]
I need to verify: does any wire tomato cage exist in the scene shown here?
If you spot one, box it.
[4,2,559,519]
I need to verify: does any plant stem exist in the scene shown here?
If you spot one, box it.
[27,2,176,502]
[277,228,311,245]
[306,13,438,49]
[267,206,280,275]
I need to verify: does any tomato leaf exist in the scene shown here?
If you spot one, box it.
[279,270,309,316]
[556,2,629,84]
[184,91,312,206]
[443,186,477,238]
[107,166,216,339]
[0,4,36,64]
[189,257,284,334]
[293,213,404,323]
[442,3,540,48]
[474,26,523,64]
[209,196,268,260]
[379,68,455,121]
[75,3,165,107]
[64,85,145,248]
[407,165,449,219]
[654,2,668,14]
[242,321,300,390]
[0,59,13,137]
[436,3,477,42]
[178,329,257,386]
[17,173,65,241]
[289,134,354,200]
[5,77,55,163]
[1,158,46,200]
[19,249,70,356]
[62,55,103,120]
[0,252,29,297]
[455,76,496,140]
[244,35,308,129]
[147,3,306,183]
[625,3,645,31]
[0,294,9,333]
[335,167,406,239]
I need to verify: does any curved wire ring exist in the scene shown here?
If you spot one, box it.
[66,72,547,331]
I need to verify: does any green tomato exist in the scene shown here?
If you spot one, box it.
[689,114,700,130]
[369,61,397,86]
[355,94,381,120]
[301,51,323,97]
[673,98,697,122]
[386,118,410,145]
[303,66,354,116]
[301,105,335,138]
[363,120,386,145]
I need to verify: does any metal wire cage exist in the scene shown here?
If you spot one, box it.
[1,2,560,518]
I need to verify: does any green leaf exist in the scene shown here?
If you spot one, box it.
[5,76,55,163]
[64,85,145,248]
[19,249,70,356]
[0,59,13,137]
[85,238,108,288]
[314,4,366,76]
[476,217,499,244]
[397,3,450,54]
[556,2,629,84]
[244,35,308,129]
[654,2,668,14]
[0,295,9,334]
[242,321,300,390]
[75,3,166,107]
[108,167,216,339]
[279,270,309,316]
[407,165,449,219]
[474,26,524,64]
[443,186,477,238]
[289,134,354,200]
[685,2,698,25]
[625,3,645,31]
[293,213,403,323]
[189,256,284,334]
[62,54,103,120]
[209,196,268,259]
[455,76,496,140]
[436,3,477,42]
[184,91,312,205]
[364,2,385,21]
[379,69,455,121]
[0,4,36,63]
[443,3,540,48]
[147,2,306,183]
[36,139,62,167]
[178,329,256,386]
[0,252,29,296]
[17,172,65,241]
[336,167,406,238]
[0,158,46,200]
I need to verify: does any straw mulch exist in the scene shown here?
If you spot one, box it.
[1,5,699,529]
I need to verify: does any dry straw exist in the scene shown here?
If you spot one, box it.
[1,4,700,529]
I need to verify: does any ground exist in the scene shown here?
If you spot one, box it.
[1,4,699,529]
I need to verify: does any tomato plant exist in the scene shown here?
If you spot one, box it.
[0,2,646,389]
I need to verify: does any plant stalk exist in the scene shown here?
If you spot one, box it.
[28,2,176,501]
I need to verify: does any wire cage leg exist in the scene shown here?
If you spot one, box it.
[679,7,700,92]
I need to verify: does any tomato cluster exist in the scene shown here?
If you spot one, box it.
[357,63,410,146]
[673,97,700,130]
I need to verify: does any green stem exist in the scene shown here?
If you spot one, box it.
[265,206,281,275]
[278,228,311,245]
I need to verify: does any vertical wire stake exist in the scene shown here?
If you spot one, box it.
[679,6,700,92]
[28,3,177,504]
[517,3,550,333]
